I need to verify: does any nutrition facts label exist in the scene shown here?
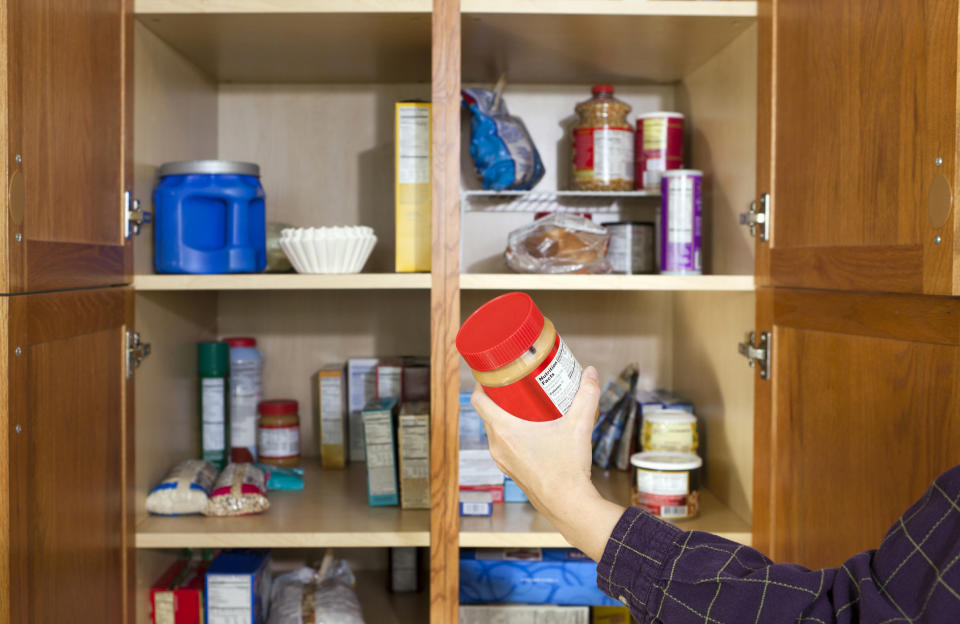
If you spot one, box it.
[207,575,252,624]
[535,338,583,416]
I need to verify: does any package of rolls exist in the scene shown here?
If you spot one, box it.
[505,213,611,274]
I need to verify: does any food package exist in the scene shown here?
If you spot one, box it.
[204,462,270,517]
[462,88,545,191]
[150,558,210,623]
[145,459,218,516]
[206,550,271,624]
[254,463,305,491]
[592,366,639,469]
[505,214,611,274]
[268,558,363,624]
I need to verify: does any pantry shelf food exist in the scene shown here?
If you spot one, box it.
[135,461,429,548]
[458,467,752,548]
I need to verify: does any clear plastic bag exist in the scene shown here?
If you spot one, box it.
[505,214,611,274]
[268,557,363,624]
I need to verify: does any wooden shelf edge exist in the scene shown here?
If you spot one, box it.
[135,529,431,549]
[135,0,432,14]
[458,529,752,549]
[460,274,756,291]
[462,0,758,17]
[133,273,432,291]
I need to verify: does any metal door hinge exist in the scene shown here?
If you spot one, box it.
[124,190,152,238]
[126,331,151,379]
[739,193,770,241]
[738,331,771,380]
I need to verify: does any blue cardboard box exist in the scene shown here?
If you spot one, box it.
[362,398,400,506]
[205,550,271,624]
[503,476,529,503]
[460,548,619,606]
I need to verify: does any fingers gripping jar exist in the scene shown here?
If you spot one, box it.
[571,85,634,191]
[456,292,583,422]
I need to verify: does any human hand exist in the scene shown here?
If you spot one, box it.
[471,366,625,560]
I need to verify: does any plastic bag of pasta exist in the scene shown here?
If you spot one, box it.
[268,557,363,624]
[204,462,270,517]
[462,87,545,191]
[505,213,611,274]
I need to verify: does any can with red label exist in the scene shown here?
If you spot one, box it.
[631,452,701,520]
[636,112,684,190]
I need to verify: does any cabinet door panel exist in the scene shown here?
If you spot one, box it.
[753,288,960,568]
[7,0,132,292]
[7,288,134,623]
[756,0,958,294]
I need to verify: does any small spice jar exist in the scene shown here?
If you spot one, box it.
[571,85,634,191]
[631,452,702,521]
[257,399,301,467]
[456,292,583,422]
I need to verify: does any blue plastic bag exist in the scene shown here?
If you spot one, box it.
[462,89,545,191]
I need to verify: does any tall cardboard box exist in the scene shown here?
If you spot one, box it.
[315,365,346,469]
[347,358,378,461]
[395,101,431,272]
[362,398,400,506]
[376,359,404,400]
[398,401,430,509]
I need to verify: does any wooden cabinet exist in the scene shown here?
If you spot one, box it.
[4,1,960,622]
[3,0,133,293]
[4,288,135,624]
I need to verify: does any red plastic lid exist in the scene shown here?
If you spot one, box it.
[456,292,545,371]
[258,399,298,415]
[592,84,614,95]
[225,337,257,347]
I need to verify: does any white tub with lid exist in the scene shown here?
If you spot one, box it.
[630,452,702,521]
[642,409,698,453]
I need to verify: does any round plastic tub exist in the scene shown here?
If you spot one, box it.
[641,409,698,454]
[456,292,583,421]
[631,451,702,520]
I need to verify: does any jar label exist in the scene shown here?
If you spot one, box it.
[535,337,583,416]
[636,468,695,518]
[643,421,698,453]
[573,127,633,183]
[201,378,226,452]
[258,426,300,458]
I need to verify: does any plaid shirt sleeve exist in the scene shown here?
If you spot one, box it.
[597,464,960,623]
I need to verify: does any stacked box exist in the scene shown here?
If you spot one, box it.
[395,101,432,272]
[398,401,430,509]
[401,357,430,401]
[460,605,590,624]
[315,365,347,469]
[376,359,404,400]
[362,398,400,506]
[347,358,379,461]
[150,558,209,624]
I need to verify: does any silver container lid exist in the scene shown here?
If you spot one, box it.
[158,160,260,177]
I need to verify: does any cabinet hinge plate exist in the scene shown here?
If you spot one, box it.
[738,330,771,380]
[126,331,151,379]
[739,193,770,241]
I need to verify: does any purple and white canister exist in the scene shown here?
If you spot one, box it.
[660,169,703,274]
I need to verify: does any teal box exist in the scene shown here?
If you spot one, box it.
[362,398,399,506]
[503,477,528,503]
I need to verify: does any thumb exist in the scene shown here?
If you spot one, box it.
[566,366,601,426]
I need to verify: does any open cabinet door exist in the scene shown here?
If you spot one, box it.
[755,0,959,295]
[4,0,134,293]
[6,288,135,623]
[752,287,960,569]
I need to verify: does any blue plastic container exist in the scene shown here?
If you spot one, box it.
[154,160,266,274]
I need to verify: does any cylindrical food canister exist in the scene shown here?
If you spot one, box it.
[456,292,583,422]
[198,341,230,471]
[636,112,684,190]
[631,452,702,520]
[258,399,301,467]
[226,337,263,463]
[604,221,655,274]
[660,170,703,275]
[642,409,698,453]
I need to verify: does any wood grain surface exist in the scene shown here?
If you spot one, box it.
[8,288,131,623]
[14,0,131,291]
[753,0,772,286]
[754,288,960,568]
[430,0,461,621]
[767,0,958,294]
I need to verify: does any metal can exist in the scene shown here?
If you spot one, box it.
[636,112,684,190]
[604,221,655,274]
[660,170,702,275]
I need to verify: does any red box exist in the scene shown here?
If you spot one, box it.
[150,559,209,624]
[461,484,504,503]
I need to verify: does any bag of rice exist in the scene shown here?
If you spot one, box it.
[145,459,218,516]
[204,462,270,517]
[268,558,363,624]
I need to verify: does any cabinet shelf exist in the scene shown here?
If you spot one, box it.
[463,189,658,213]
[459,468,752,548]
[133,273,431,291]
[460,274,755,291]
[135,462,429,548]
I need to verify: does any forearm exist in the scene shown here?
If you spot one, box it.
[536,482,625,562]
